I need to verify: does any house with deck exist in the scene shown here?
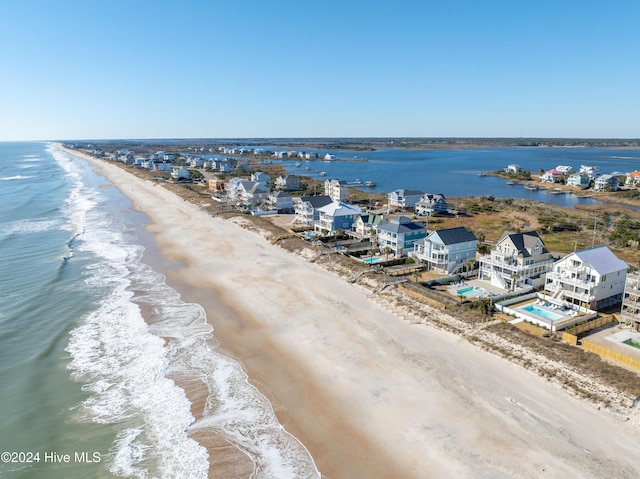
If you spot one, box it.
[324,179,348,202]
[566,173,590,188]
[293,195,333,226]
[626,171,640,186]
[540,169,564,183]
[388,189,424,210]
[268,191,294,212]
[353,214,387,239]
[171,165,191,180]
[275,174,302,191]
[414,193,451,216]
[544,246,628,310]
[594,174,620,191]
[251,171,270,185]
[478,231,553,290]
[376,216,427,257]
[314,201,362,235]
[412,227,477,273]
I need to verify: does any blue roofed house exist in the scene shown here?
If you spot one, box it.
[388,189,424,210]
[251,171,270,185]
[411,227,477,273]
[376,216,427,257]
[314,201,362,235]
[544,246,628,310]
[594,174,620,191]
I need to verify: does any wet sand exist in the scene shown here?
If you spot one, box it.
[61,145,640,479]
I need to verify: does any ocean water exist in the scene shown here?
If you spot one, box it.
[0,143,319,478]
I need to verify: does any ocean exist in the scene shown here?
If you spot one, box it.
[0,143,319,478]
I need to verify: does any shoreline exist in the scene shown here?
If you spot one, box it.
[57,144,640,478]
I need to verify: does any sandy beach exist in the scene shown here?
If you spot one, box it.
[61,145,640,479]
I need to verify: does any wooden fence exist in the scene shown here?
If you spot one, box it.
[581,340,640,371]
[564,314,617,336]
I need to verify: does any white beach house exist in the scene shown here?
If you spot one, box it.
[414,193,451,216]
[544,246,628,310]
[324,179,348,202]
[293,195,333,226]
[388,189,424,210]
[314,201,362,235]
[478,231,553,290]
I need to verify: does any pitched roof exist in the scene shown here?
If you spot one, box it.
[571,246,628,275]
[431,227,476,245]
[498,231,548,257]
[299,195,332,208]
[378,217,426,234]
[392,189,424,196]
[317,201,362,216]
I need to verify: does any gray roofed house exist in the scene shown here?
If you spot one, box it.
[388,189,424,209]
[478,230,553,290]
[293,195,333,226]
[377,216,427,257]
[412,227,477,273]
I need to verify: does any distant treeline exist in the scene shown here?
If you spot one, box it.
[76,137,640,153]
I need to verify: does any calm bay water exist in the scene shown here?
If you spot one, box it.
[259,146,640,208]
[0,143,319,478]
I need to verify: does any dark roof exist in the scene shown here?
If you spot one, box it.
[299,195,333,208]
[378,219,426,234]
[499,230,548,257]
[432,227,476,245]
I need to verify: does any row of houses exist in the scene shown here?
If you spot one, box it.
[294,192,629,312]
[506,163,625,191]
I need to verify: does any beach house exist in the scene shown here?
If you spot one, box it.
[267,191,294,213]
[314,201,362,235]
[388,189,424,210]
[293,195,333,226]
[505,164,521,174]
[566,173,590,188]
[594,174,620,191]
[251,171,270,185]
[376,216,427,257]
[540,169,564,183]
[478,231,553,290]
[171,165,191,181]
[626,171,640,186]
[412,227,477,274]
[353,214,387,239]
[324,179,348,202]
[620,272,640,332]
[275,174,302,191]
[238,181,269,207]
[544,246,628,310]
[414,193,451,216]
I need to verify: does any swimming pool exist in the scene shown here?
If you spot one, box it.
[623,338,640,350]
[456,286,484,297]
[300,231,316,239]
[363,256,383,264]
[522,304,564,321]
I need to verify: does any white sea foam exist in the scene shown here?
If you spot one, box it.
[61,145,320,479]
[0,175,34,180]
[4,218,64,235]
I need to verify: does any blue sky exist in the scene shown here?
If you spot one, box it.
[1,0,638,140]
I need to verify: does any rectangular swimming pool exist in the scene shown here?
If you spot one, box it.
[522,304,563,321]
[363,256,383,264]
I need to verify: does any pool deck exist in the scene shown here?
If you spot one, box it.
[447,279,506,299]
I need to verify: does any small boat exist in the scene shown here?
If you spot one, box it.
[304,166,310,170]
[319,171,327,176]
[524,184,539,191]
[365,180,376,187]
[506,180,517,185]
[550,188,565,195]
[295,162,302,167]
[478,171,487,177]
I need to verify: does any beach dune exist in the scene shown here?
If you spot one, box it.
[63,146,640,479]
